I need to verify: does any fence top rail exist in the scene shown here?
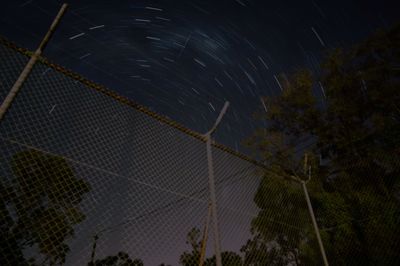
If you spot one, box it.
[0,35,267,170]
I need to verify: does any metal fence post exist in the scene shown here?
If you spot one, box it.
[0,3,68,122]
[302,180,329,265]
[204,101,229,266]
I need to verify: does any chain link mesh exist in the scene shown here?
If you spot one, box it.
[0,39,323,265]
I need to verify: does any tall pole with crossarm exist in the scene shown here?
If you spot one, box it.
[0,3,68,122]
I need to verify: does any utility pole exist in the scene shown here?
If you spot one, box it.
[0,3,68,122]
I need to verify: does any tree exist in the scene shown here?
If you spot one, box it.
[313,23,400,265]
[204,251,243,266]
[91,252,143,266]
[0,181,28,265]
[241,70,321,265]
[179,227,201,266]
[0,149,91,265]
[245,23,400,265]
[239,138,320,264]
[179,227,243,266]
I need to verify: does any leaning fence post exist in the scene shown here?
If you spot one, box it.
[302,180,329,265]
[0,3,68,122]
[204,101,229,266]
[302,154,329,266]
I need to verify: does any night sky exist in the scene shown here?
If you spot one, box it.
[0,0,399,152]
[1,1,400,265]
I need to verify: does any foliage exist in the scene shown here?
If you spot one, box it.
[180,227,201,266]
[91,252,143,266]
[204,251,243,266]
[0,149,91,265]
[244,23,400,265]
[179,227,243,266]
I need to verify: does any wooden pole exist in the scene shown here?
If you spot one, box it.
[199,202,212,266]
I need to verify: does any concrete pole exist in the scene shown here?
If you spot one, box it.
[0,3,68,122]
[204,101,229,266]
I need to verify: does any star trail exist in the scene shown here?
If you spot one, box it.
[0,0,398,153]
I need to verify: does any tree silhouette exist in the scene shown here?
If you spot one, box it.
[245,23,400,265]
[0,149,91,265]
[204,251,243,266]
[179,227,201,266]
[179,227,243,266]
[90,251,143,266]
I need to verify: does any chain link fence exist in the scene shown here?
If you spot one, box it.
[0,37,323,266]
